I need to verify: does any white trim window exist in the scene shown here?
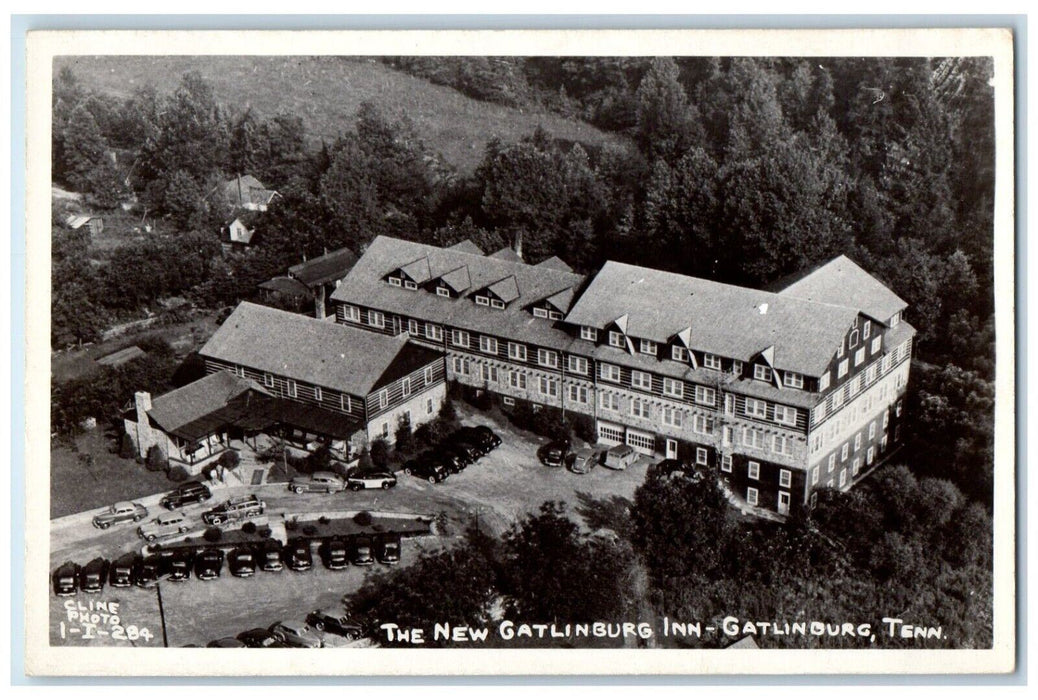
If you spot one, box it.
[342,305,361,322]
[818,372,831,391]
[811,465,820,485]
[704,353,722,370]
[773,435,791,455]
[745,397,768,419]
[424,366,433,384]
[480,336,498,354]
[436,287,451,298]
[672,345,689,362]
[721,454,732,472]
[401,378,411,397]
[774,405,797,426]
[599,391,620,412]
[692,414,712,434]
[341,395,351,413]
[747,487,759,506]
[731,360,743,376]
[748,461,760,480]
[869,421,877,440]
[581,326,598,342]
[662,406,683,427]
[475,295,490,306]
[388,277,402,287]
[508,371,527,390]
[313,386,322,402]
[287,379,297,398]
[608,331,625,348]
[630,398,650,419]
[491,299,506,310]
[408,319,420,335]
[567,356,588,375]
[863,320,872,339]
[694,386,716,406]
[743,428,764,449]
[404,280,418,290]
[640,339,657,355]
[631,370,652,390]
[538,376,558,397]
[871,336,882,355]
[696,447,709,466]
[662,378,683,398]
[854,347,865,366]
[533,307,548,318]
[837,359,849,378]
[452,357,470,376]
[508,342,527,361]
[599,363,621,383]
[867,446,875,465]
[854,432,863,450]
[828,454,836,473]
[839,469,848,488]
[480,364,498,383]
[566,385,589,404]
[451,329,470,347]
[841,443,850,461]
[784,371,804,389]
[779,469,792,488]
[426,324,443,342]
[378,389,389,409]
[368,310,385,329]
[263,373,274,388]
[537,349,559,368]
[548,310,563,321]
[754,365,772,382]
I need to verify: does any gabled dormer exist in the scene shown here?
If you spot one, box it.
[475,275,521,310]
[388,256,432,290]
[605,315,635,354]
[670,326,698,367]
[752,345,782,389]
[435,265,471,299]
[529,287,573,320]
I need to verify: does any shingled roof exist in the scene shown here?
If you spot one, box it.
[148,371,267,441]
[564,261,860,377]
[778,255,907,322]
[199,301,419,396]
[330,236,585,348]
[447,239,484,256]
[287,247,358,288]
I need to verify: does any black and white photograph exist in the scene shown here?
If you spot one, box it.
[22,27,1016,676]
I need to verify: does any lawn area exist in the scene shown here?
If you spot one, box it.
[54,55,628,175]
[50,430,178,519]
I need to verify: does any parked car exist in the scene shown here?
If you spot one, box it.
[202,494,265,525]
[269,620,323,648]
[53,561,80,597]
[109,553,138,588]
[456,425,500,451]
[194,548,224,581]
[320,538,349,570]
[206,637,246,648]
[403,457,448,483]
[603,444,638,471]
[349,535,375,566]
[138,510,191,542]
[258,540,283,572]
[288,471,346,494]
[167,550,193,582]
[79,557,109,593]
[283,539,313,572]
[374,533,401,564]
[306,607,363,639]
[160,481,212,510]
[346,470,397,491]
[447,432,485,460]
[566,447,599,475]
[134,554,170,588]
[228,547,256,577]
[92,501,148,529]
[434,449,468,474]
[538,440,570,467]
[237,628,290,648]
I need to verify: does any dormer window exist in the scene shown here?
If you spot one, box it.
[533,307,549,318]
[732,361,743,376]
[784,371,804,389]
[640,339,657,355]
[404,280,417,290]
[388,277,402,287]
[890,311,901,327]
[672,346,689,362]
[436,287,452,298]
[863,320,871,339]
[475,295,490,306]
[548,310,562,320]
[704,353,722,371]
[754,365,773,382]
[491,299,505,309]
[608,331,625,348]
[581,327,598,342]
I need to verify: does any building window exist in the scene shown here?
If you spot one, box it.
[425,367,434,384]
[883,412,890,429]
[407,319,420,335]
[567,356,588,375]
[502,397,515,407]
[426,324,443,341]
[672,345,689,362]
[426,398,434,415]
[833,389,845,409]
[475,295,490,306]
[581,326,598,342]
[692,414,712,434]
[263,373,274,388]
[630,398,650,419]
[537,349,559,368]
[732,360,744,376]
[538,376,558,397]
[694,386,716,406]
[436,287,451,298]
[811,466,820,485]
[854,432,863,451]
[745,398,767,418]
[828,454,836,473]
[388,277,402,287]
[631,371,652,390]
[867,447,875,465]
[404,280,418,290]
[841,443,849,461]
[662,378,683,398]
[748,462,760,480]
[696,447,709,466]
[871,336,882,355]
[380,422,389,438]
[599,391,620,412]
[743,428,764,449]
[754,365,772,382]
[341,395,351,413]
[662,407,683,427]
[774,405,797,426]
[491,299,505,310]
[452,329,470,347]
[378,389,388,409]
[849,329,860,347]
[863,320,872,339]
[343,305,360,322]
[368,311,385,329]
[533,307,548,319]
[721,455,732,472]
[480,364,498,383]
[784,371,804,389]
[837,359,849,378]
[599,363,621,383]
[287,379,297,398]
[819,372,830,391]
[747,487,759,506]
[854,347,865,366]
[567,385,589,404]
[609,331,625,348]
[548,311,563,321]
[704,353,722,370]
[508,342,527,361]
[452,357,469,375]
[773,435,791,455]
[869,422,877,440]
[640,339,657,355]
[779,469,792,488]
[314,386,322,402]
[480,336,498,354]
[839,469,848,488]
[401,378,411,397]
[508,371,527,390]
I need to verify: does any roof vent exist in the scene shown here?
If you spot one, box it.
[758,303,769,315]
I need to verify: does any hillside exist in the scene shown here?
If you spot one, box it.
[54,55,628,175]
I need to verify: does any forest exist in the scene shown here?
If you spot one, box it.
[51,56,998,645]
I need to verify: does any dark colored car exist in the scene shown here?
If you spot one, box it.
[537,440,570,468]
[194,548,224,581]
[160,481,212,510]
[306,607,364,639]
[455,426,500,452]
[237,628,290,648]
[320,538,349,570]
[207,637,246,648]
[109,553,138,588]
[53,561,80,597]
[228,547,256,577]
[283,539,313,572]
[350,535,375,566]
[79,557,109,593]
[134,554,170,588]
[403,457,448,483]
[167,550,194,582]
[374,533,401,564]
[258,540,284,572]
[470,425,502,449]
[433,448,468,474]
[446,432,485,460]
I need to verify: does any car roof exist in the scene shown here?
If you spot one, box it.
[113,500,135,509]
[312,471,340,479]
[157,511,184,522]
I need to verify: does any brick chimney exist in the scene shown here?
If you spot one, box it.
[135,391,153,424]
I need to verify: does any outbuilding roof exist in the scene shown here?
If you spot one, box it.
[778,255,907,322]
[148,371,266,441]
[287,247,358,288]
[446,239,484,256]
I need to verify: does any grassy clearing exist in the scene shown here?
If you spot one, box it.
[55,55,626,175]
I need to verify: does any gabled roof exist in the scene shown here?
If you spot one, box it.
[486,275,521,304]
[400,256,433,284]
[223,175,277,208]
[330,236,585,349]
[440,265,472,293]
[536,256,574,273]
[258,276,312,298]
[148,371,266,440]
[778,255,907,322]
[96,346,146,367]
[199,302,424,396]
[288,247,358,288]
[489,246,522,262]
[544,287,575,312]
[447,239,484,256]
[564,261,860,376]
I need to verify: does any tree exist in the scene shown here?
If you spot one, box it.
[59,105,108,192]
[633,57,704,163]
[393,416,415,456]
[369,438,390,469]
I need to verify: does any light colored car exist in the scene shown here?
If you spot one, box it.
[202,494,265,525]
[137,510,191,542]
[269,620,323,648]
[93,501,148,529]
[566,448,599,475]
[346,471,397,491]
[288,471,346,494]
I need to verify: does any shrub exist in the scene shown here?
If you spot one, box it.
[357,448,374,471]
[203,527,223,543]
[319,516,331,525]
[571,414,596,444]
[302,524,318,536]
[354,511,373,527]
[370,439,390,469]
[285,520,298,532]
[145,444,168,472]
[394,417,415,456]
[257,526,272,538]
[167,465,190,482]
[439,395,458,424]
[119,432,137,459]
[241,521,257,534]
[219,450,240,470]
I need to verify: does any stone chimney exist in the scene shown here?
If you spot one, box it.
[135,391,153,423]
[514,230,524,261]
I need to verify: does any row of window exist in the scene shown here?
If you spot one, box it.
[721,459,794,489]
[812,345,909,427]
[386,276,569,318]
[744,486,792,513]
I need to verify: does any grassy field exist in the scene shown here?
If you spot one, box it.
[55,55,626,175]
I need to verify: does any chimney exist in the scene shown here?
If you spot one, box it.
[514,231,523,261]
[135,391,153,423]
[237,174,243,207]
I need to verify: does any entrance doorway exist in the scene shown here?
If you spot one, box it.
[665,439,678,459]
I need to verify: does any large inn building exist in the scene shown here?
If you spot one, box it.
[330,236,915,516]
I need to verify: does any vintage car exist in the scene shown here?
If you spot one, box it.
[137,510,191,542]
[306,607,363,639]
[268,620,323,648]
[346,471,397,491]
[201,494,265,525]
[92,501,148,529]
[287,471,346,494]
